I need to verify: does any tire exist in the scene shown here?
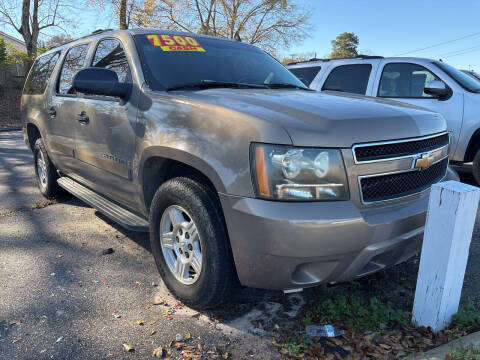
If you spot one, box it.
[149,177,237,309]
[33,138,63,199]
[473,150,480,186]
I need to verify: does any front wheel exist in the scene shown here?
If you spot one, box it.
[149,177,237,309]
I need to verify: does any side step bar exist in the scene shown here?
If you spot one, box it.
[57,177,149,232]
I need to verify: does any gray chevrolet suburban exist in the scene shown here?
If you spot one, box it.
[22,29,450,308]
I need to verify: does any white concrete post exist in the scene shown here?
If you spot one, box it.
[412,180,480,332]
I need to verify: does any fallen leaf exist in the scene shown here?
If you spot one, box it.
[8,320,18,326]
[122,343,134,352]
[56,336,63,343]
[185,331,191,339]
[153,296,167,306]
[149,319,158,326]
[12,337,22,343]
[150,330,157,336]
[152,346,164,357]
[40,349,47,353]
[136,320,145,326]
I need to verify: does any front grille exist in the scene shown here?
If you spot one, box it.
[354,133,449,162]
[360,158,448,203]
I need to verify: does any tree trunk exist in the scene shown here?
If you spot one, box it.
[119,0,127,29]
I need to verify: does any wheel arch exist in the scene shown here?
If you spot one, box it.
[464,127,480,163]
[139,146,227,214]
[26,122,41,151]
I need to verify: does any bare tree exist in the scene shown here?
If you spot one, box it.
[135,0,311,54]
[87,0,143,29]
[0,0,72,62]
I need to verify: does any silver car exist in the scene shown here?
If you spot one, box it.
[288,56,480,184]
[22,29,449,308]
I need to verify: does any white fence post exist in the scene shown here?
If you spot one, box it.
[412,180,480,332]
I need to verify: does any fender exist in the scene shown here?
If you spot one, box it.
[137,145,228,214]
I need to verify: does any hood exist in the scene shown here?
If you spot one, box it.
[173,89,447,147]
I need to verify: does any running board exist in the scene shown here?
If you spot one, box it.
[57,177,149,232]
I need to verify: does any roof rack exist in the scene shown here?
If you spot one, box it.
[91,29,114,35]
[286,54,384,66]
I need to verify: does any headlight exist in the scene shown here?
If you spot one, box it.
[251,143,349,201]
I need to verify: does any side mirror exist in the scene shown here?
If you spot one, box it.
[73,67,131,98]
[424,80,450,100]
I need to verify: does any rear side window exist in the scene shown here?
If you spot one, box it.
[92,38,131,82]
[322,64,372,94]
[23,52,60,95]
[378,63,440,98]
[289,66,321,86]
[58,43,90,95]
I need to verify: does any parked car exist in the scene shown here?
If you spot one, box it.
[287,56,480,184]
[462,69,480,82]
[22,30,450,308]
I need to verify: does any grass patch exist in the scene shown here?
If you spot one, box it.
[284,332,311,357]
[452,303,480,331]
[448,343,480,360]
[303,295,407,331]
[31,199,57,209]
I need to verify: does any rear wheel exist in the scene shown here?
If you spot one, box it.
[473,150,480,186]
[33,138,63,199]
[149,177,236,309]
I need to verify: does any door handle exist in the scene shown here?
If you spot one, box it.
[48,106,56,118]
[76,111,89,125]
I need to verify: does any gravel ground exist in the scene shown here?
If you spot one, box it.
[1,130,479,359]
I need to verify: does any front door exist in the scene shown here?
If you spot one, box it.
[375,61,463,153]
[72,37,138,210]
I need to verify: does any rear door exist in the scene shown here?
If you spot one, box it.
[48,43,91,172]
[72,37,138,210]
[374,60,463,151]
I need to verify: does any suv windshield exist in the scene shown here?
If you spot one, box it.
[134,33,307,91]
[433,61,480,93]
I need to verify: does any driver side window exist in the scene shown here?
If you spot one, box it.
[378,63,440,98]
[92,38,131,83]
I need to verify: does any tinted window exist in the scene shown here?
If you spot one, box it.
[378,63,440,98]
[134,34,307,91]
[322,64,372,94]
[289,66,321,86]
[23,52,60,95]
[434,61,480,93]
[58,44,90,95]
[92,38,131,82]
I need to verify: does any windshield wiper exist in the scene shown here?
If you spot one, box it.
[267,83,312,91]
[166,80,269,91]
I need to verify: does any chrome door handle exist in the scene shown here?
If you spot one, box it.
[76,111,89,124]
[48,107,56,118]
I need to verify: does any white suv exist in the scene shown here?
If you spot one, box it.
[287,56,480,184]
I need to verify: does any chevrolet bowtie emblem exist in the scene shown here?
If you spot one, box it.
[414,153,435,170]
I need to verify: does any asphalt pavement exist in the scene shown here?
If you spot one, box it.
[1,130,479,359]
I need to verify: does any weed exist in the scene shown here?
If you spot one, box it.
[304,295,407,331]
[448,342,480,360]
[284,332,311,357]
[452,303,480,331]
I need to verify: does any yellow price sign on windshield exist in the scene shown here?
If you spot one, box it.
[146,34,205,52]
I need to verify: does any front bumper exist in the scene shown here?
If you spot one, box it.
[220,193,427,290]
